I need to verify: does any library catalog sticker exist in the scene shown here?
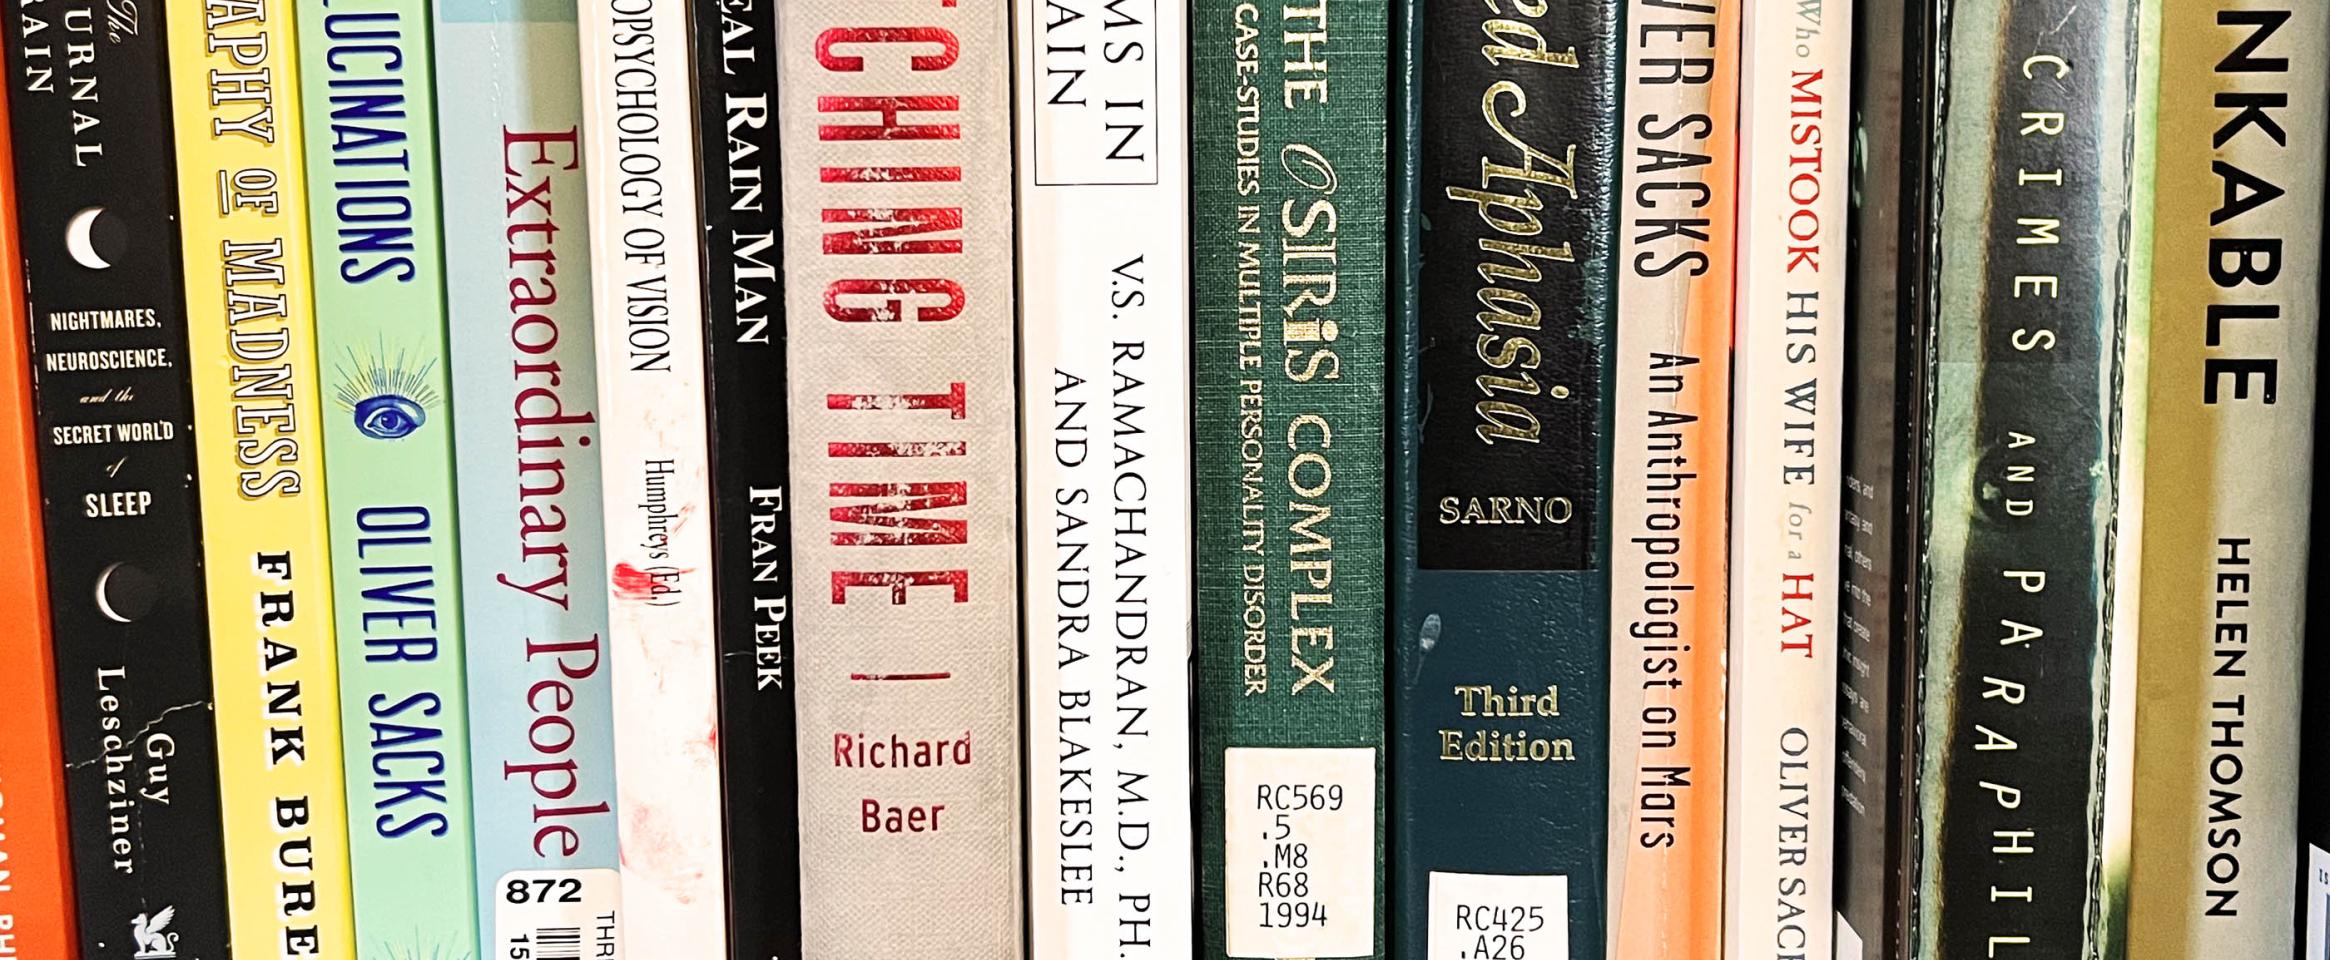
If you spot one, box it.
[1224,746,1376,958]
[1427,871,1567,960]
[1835,913,1865,960]
[496,868,622,960]
[2308,845,2328,960]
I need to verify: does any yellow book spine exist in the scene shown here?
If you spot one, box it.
[2129,0,2325,955]
[167,0,360,954]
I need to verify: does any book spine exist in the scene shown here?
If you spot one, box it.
[1193,1,1388,958]
[575,0,727,946]
[1608,0,1736,953]
[297,0,480,951]
[2307,315,2330,960]
[1389,0,1618,954]
[1722,0,1850,954]
[168,0,365,952]
[1834,0,1932,952]
[2128,0,2324,955]
[774,2,1024,956]
[3,0,234,950]
[0,47,78,958]
[689,0,801,950]
[1014,1,1195,958]
[1915,0,2148,946]
[435,0,625,952]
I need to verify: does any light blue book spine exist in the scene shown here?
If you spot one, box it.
[434,0,624,954]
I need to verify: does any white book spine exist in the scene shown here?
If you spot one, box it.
[575,0,728,948]
[1723,0,1850,958]
[1013,2,1193,958]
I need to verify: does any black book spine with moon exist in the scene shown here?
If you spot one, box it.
[1,0,235,954]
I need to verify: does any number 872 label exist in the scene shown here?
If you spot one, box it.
[1224,747,1377,959]
[495,868,622,960]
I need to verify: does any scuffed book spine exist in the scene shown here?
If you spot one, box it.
[1722,0,1849,954]
[1834,0,1933,951]
[298,0,480,950]
[575,0,727,945]
[2128,1,2324,956]
[775,2,1024,956]
[1390,0,1618,954]
[1914,0,2148,946]
[1015,1,1195,958]
[1608,0,1736,952]
[436,0,625,952]
[3,0,232,950]
[0,54,77,958]
[689,0,800,950]
[167,0,363,951]
[1194,1,1388,958]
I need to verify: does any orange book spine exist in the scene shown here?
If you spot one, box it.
[0,34,80,958]
[1607,0,1739,952]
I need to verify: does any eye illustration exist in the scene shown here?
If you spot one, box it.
[334,341,441,442]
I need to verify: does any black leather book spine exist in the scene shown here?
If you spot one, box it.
[1,0,232,953]
[690,0,801,953]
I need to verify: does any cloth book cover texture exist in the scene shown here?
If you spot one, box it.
[1391,0,1620,957]
[1193,2,1390,959]
[776,2,1026,956]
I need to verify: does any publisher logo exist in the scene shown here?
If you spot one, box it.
[132,906,178,958]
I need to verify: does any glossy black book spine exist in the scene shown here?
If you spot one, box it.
[690,0,801,953]
[1835,0,1931,953]
[0,1,232,954]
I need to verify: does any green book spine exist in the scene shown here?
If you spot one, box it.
[1192,4,1389,959]
[1912,0,2148,949]
[298,0,482,953]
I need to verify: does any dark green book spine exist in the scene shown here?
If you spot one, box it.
[1915,0,2145,948]
[1389,0,1619,955]
[1192,2,1389,958]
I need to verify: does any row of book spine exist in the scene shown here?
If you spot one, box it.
[0,0,2323,959]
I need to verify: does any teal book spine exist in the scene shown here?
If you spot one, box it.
[1192,2,1390,959]
[300,0,482,953]
[1389,0,1620,956]
[434,0,624,955]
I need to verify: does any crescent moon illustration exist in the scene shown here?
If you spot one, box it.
[65,206,113,271]
[93,561,157,624]
[94,562,131,623]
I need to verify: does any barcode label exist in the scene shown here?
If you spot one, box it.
[535,926,583,960]
[496,868,622,960]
